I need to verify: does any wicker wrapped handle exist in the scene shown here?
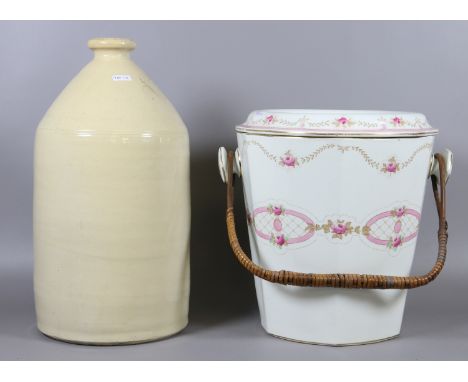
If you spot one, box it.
[225,150,449,289]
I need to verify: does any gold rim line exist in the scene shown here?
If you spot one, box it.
[235,127,438,138]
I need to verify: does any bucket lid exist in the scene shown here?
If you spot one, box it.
[236,109,438,137]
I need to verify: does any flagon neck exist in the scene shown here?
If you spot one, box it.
[88,38,135,59]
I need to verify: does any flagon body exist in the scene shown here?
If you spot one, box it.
[34,38,190,344]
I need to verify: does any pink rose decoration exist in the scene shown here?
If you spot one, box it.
[395,207,406,218]
[272,206,283,216]
[275,234,286,246]
[385,162,398,173]
[392,236,402,248]
[281,154,296,167]
[392,117,402,125]
[332,223,347,235]
[265,115,274,123]
[382,157,399,174]
[337,117,349,125]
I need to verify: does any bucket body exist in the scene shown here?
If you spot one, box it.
[34,38,190,344]
[237,128,434,345]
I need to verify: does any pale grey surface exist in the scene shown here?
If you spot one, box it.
[0,21,467,360]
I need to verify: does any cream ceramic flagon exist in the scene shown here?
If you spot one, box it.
[219,110,452,345]
[34,38,190,344]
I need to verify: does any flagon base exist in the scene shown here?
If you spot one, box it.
[37,321,188,346]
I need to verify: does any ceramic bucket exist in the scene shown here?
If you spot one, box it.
[34,38,190,345]
[219,110,452,345]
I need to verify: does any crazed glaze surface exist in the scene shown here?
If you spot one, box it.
[34,38,190,344]
[236,109,436,345]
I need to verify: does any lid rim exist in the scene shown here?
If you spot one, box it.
[251,108,427,116]
[239,109,437,138]
[235,125,438,138]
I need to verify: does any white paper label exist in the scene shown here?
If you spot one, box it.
[112,74,132,81]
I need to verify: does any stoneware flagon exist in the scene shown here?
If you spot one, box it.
[34,38,190,344]
[219,110,453,345]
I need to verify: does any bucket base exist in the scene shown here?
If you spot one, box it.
[254,278,407,346]
[267,330,399,346]
[37,322,188,346]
